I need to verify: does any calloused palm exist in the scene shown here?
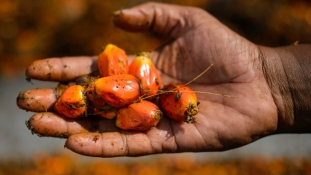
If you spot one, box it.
[18,2,278,157]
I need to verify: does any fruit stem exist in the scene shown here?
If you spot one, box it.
[192,91,236,98]
[140,64,235,100]
[184,64,213,86]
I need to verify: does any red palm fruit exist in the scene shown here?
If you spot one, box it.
[98,44,129,77]
[84,81,117,119]
[128,52,162,100]
[159,83,199,123]
[85,81,106,108]
[116,100,162,131]
[94,74,141,108]
[54,85,86,118]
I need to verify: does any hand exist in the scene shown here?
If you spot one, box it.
[17,2,278,157]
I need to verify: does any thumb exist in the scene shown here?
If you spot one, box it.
[113,2,208,38]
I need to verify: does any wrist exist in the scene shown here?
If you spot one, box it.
[259,44,311,133]
[258,46,294,133]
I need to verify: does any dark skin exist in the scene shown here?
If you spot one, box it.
[17,2,311,157]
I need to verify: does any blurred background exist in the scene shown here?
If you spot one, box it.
[1,0,311,174]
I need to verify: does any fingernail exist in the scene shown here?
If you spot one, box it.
[113,9,128,16]
[113,10,121,15]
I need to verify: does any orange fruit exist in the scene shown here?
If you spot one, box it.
[116,100,162,131]
[98,44,129,77]
[54,85,87,118]
[159,83,199,123]
[85,81,106,108]
[128,52,162,100]
[94,74,141,108]
[84,81,117,119]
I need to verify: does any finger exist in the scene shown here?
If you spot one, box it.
[16,82,69,112]
[17,88,58,112]
[64,118,180,157]
[113,2,207,38]
[65,132,155,157]
[57,113,216,157]
[26,56,98,82]
[26,112,119,138]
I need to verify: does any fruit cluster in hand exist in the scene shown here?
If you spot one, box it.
[54,44,199,131]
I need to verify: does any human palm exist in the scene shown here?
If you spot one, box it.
[18,2,278,157]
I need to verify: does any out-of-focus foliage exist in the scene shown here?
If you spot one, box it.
[0,0,310,77]
[0,0,207,77]
[1,151,311,175]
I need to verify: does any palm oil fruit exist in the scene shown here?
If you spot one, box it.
[54,85,87,118]
[85,81,117,119]
[94,74,141,108]
[85,81,106,108]
[128,52,162,100]
[98,44,129,77]
[159,83,199,123]
[116,100,162,131]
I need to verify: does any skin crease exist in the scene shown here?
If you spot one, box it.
[18,2,310,157]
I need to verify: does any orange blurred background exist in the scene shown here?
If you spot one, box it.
[1,0,311,174]
[0,0,310,78]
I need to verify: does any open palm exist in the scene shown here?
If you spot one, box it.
[18,2,278,157]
